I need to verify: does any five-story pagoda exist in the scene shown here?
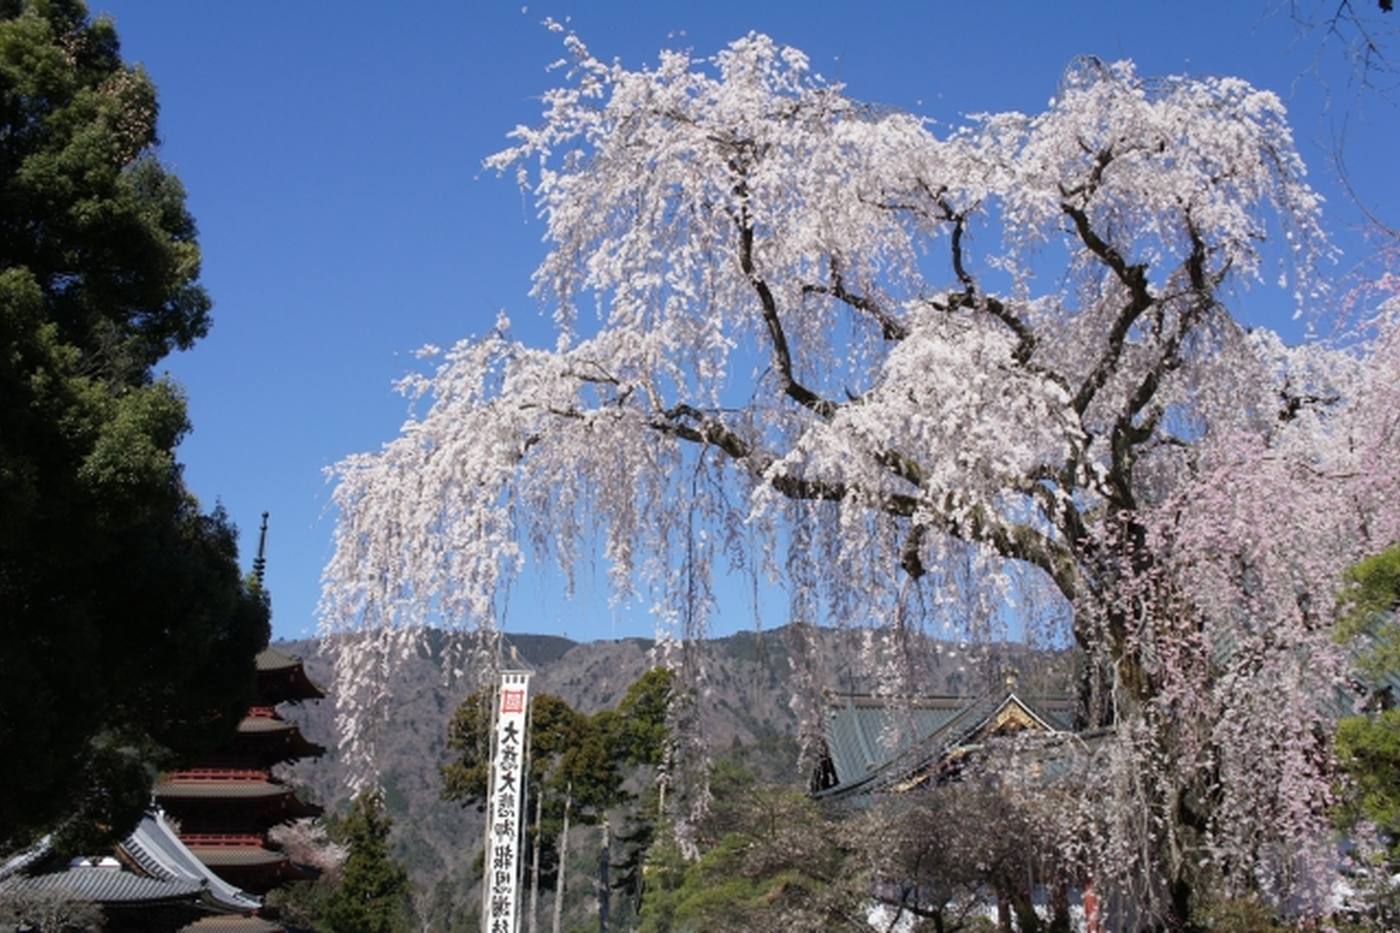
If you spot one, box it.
[152,515,325,895]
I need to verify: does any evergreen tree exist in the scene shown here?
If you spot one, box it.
[1336,544,1400,855]
[0,0,268,853]
[322,790,416,933]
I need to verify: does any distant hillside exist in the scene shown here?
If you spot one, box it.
[272,624,1071,926]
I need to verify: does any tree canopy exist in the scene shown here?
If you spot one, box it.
[0,0,267,852]
[323,27,1400,924]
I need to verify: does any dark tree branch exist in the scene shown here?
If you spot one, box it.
[1061,197,1155,417]
[732,169,840,419]
[1103,218,1221,509]
[639,403,1081,600]
[802,258,909,341]
[925,187,1037,365]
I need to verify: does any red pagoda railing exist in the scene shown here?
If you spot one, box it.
[180,833,268,848]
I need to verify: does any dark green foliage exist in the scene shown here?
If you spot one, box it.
[1336,544,1400,860]
[636,767,863,933]
[1337,709,1400,855]
[1337,545,1400,680]
[440,688,494,807]
[0,0,267,853]
[560,709,626,820]
[0,0,210,382]
[322,791,417,933]
[608,667,674,768]
[608,789,658,919]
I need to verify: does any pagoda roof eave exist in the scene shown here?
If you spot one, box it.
[255,648,326,700]
[153,780,293,801]
[186,846,289,869]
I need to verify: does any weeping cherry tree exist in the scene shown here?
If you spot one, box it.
[321,28,1400,923]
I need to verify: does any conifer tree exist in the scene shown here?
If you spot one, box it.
[1336,544,1400,856]
[0,0,268,853]
[322,790,416,933]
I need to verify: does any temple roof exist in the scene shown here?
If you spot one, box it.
[813,689,1075,802]
[253,647,301,673]
[236,714,298,734]
[234,711,326,759]
[0,808,264,917]
[120,809,264,914]
[185,847,289,869]
[255,647,324,702]
[0,864,204,905]
[154,780,296,801]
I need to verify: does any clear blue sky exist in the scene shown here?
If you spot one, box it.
[93,1,1398,641]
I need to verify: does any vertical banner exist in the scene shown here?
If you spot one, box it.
[485,671,531,933]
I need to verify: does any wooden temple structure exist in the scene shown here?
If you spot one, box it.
[0,809,271,932]
[810,672,1076,803]
[152,645,325,899]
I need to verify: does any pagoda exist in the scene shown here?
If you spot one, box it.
[153,514,326,897]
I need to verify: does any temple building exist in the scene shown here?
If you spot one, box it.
[0,809,273,932]
[153,515,325,911]
[810,672,1076,803]
[152,645,325,899]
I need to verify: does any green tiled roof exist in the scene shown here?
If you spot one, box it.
[814,690,1073,801]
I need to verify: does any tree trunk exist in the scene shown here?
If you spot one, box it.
[597,816,610,933]
[528,787,544,933]
[1049,882,1071,933]
[552,783,572,933]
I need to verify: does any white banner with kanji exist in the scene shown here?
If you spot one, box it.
[485,670,530,933]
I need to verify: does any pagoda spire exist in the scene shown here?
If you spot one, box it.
[252,511,269,586]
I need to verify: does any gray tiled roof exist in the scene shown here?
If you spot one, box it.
[0,809,265,920]
[121,809,263,913]
[255,646,326,699]
[0,866,203,904]
[254,647,299,672]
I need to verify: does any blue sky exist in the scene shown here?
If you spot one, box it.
[93,1,1398,642]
